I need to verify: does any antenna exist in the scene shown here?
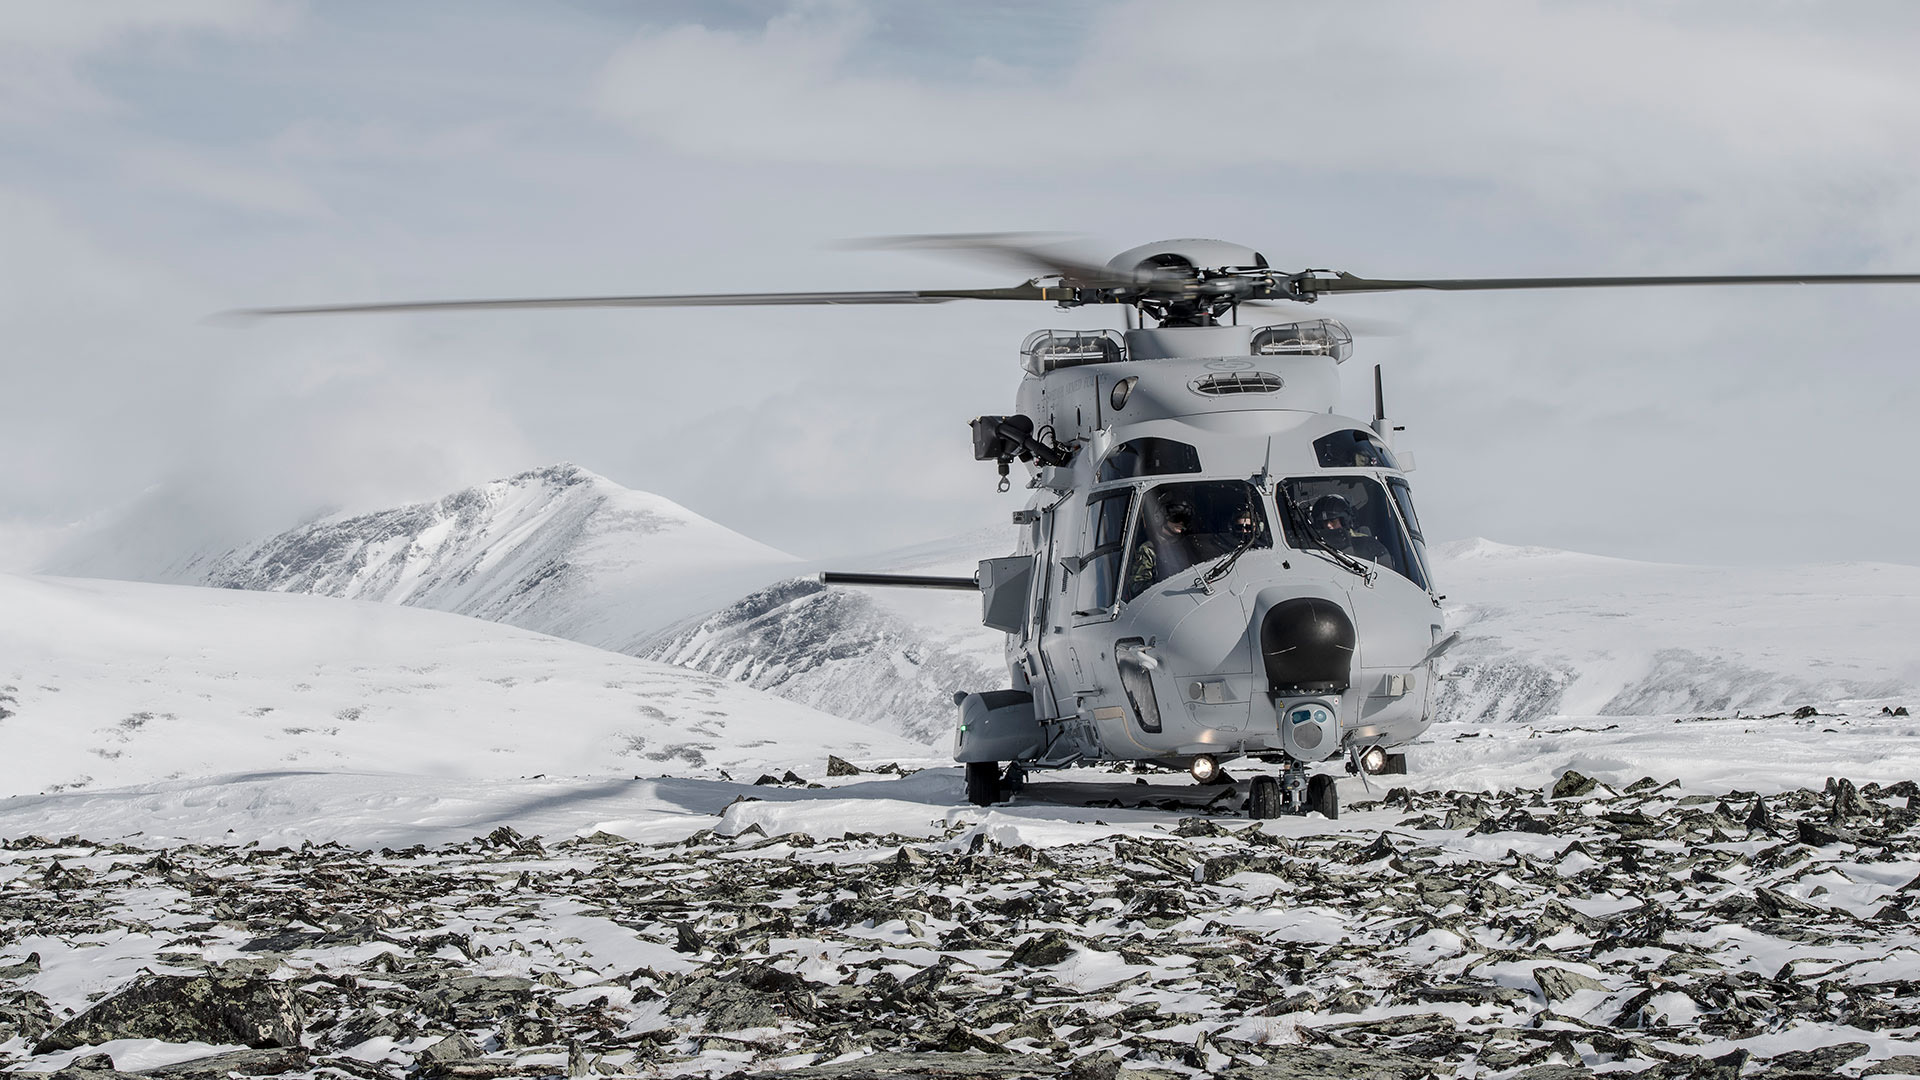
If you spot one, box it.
[1371,365,1388,438]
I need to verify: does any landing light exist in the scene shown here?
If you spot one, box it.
[1359,746,1389,775]
[1189,755,1219,783]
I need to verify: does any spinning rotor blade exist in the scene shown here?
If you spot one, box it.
[847,232,1142,289]
[226,284,1067,320]
[1240,299,1405,337]
[1299,271,1920,297]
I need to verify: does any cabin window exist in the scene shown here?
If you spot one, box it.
[1313,429,1399,470]
[1078,487,1134,614]
[1277,475,1427,590]
[1122,480,1271,602]
[1097,438,1202,482]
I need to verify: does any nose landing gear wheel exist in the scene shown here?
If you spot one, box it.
[1306,773,1339,819]
[1248,775,1284,819]
[965,761,1003,806]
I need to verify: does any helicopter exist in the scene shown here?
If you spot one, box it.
[238,236,1920,820]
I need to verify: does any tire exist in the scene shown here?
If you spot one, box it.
[1249,776,1283,819]
[965,761,1002,806]
[1306,773,1339,820]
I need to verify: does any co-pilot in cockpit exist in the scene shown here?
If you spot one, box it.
[1124,480,1273,601]
[1278,475,1431,589]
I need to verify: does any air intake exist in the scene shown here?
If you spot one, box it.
[1189,372,1284,396]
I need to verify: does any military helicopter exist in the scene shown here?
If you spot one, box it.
[239,236,1920,819]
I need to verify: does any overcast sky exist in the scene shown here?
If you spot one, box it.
[4,1,1920,570]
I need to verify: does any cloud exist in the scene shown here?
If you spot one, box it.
[595,3,1920,180]
[0,0,293,120]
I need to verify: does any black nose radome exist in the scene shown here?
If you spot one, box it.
[1261,597,1356,696]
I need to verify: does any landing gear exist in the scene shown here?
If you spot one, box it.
[1306,773,1340,819]
[965,761,1002,806]
[1248,775,1283,819]
[1246,763,1339,819]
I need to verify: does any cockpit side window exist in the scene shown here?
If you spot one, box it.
[1122,480,1271,602]
[1313,429,1399,470]
[1387,477,1433,590]
[1077,488,1134,614]
[1097,438,1202,482]
[1277,475,1427,590]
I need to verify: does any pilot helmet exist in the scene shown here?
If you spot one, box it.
[1310,494,1355,537]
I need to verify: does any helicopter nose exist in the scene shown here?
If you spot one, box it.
[1260,597,1356,697]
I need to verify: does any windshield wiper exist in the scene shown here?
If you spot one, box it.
[1282,493,1375,583]
[1198,528,1262,592]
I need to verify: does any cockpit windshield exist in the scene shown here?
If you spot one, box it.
[1098,438,1202,482]
[1278,475,1427,590]
[1123,480,1271,602]
[1313,429,1399,470]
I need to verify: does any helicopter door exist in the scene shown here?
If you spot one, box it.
[1026,503,1067,721]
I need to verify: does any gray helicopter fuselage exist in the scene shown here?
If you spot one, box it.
[957,320,1444,774]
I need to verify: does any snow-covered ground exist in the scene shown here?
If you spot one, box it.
[0,572,928,805]
[7,490,1920,1078]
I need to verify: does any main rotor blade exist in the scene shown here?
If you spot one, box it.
[847,232,1141,289]
[225,284,1066,320]
[1303,271,1920,297]
[1240,299,1406,337]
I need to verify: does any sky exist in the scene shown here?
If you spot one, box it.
[4,0,1920,569]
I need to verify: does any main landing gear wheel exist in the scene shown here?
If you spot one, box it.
[965,761,1002,806]
[1248,775,1284,819]
[1306,773,1340,820]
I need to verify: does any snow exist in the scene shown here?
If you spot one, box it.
[0,572,931,807]
[1433,537,1920,722]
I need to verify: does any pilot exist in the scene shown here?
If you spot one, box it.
[1309,494,1391,566]
[1129,498,1200,594]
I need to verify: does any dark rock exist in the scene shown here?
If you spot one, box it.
[1867,1056,1920,1076]
[497,1012,558,1050]
[1412,982,1529,1006]
[1533,966,1607,1001]
[722,1051,1056,1078]
[1763,1042,1870,1073]
[0,952,42,980]
[1230,1046,1441,1078]
[1065,1051,1120,1080]
[1551,771,1598,799]
[1006,930,1076,967]
[675,922,706,953]
[1471,809,1554,836]
[0,988,55,1042]
[418,975,535,1026]
[1792,705,1819,719]
[826,756,862,777]
[69,1053,118,1071]
[1797,818,1860,847]
[667,964,813,1032]
[150,1048,309,1080]
[1745,797,1773,832]
[35,975,304,1053]
[336,1007,407,1045]
[1830,777,1876,822]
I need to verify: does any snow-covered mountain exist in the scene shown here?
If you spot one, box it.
[0,572,930,800]
[1431,538,1920,721]
[641,530,1014,744]
[44,462,1919,739]
[184,463,798,653]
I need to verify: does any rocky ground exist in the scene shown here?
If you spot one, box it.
[2,771,1919,1080]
